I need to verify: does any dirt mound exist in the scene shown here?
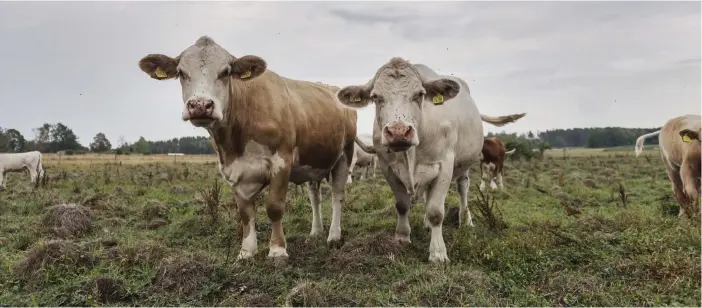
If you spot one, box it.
[85,276,128,304]
[142,200,169,221]
[103,241,169,267]
[42,203,94,238]
[148,254,215,297]
[285,281,325,307]
[13,240,96,284]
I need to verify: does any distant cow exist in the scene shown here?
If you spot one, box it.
[0,151,45,190]
[337,57,525,262]
[480,137,516,191]
[635,114,701,218]
[138,36,357,261]
[347,135,378,183]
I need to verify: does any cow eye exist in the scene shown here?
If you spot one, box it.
[413,92,425,103]
[371,94,384,103]
[217,68,230,80]
[177,69,190,81]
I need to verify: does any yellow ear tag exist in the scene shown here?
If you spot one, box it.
[154,67,167,78]
[432,94,444,105]
[682,134,691,143]
[351,97,362,103]
[240,71,252,79]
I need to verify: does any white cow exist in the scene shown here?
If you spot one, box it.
[0,151,45,190]
[347,134,378,183]
[336,58,525,262]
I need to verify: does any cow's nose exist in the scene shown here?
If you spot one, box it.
[383,122,414,144]
[186,98,214,118]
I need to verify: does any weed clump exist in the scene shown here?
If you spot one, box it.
[13,240,96,284]
[42,203,94,238]
[142,200,169,222]
[85,276,128,304]
[285,281,325,307]
[148,254,215,297]
[583,178,598,188]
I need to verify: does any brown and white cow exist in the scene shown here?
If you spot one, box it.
[347,134,378,183]
[337,58,525,262]
[138,36,357,261]
[635,114,701,218]
[479,137,516,191]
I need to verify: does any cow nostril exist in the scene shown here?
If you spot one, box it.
[187,101,195,109]
[404,126,414,138]
[205,101,214,109]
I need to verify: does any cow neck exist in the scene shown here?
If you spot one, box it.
[207,80,263,162]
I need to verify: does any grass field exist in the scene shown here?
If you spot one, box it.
[0,146,699,306]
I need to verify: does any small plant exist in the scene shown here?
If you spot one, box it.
[617,182,628,207]
[196,178,224,224]
[469,184,508,232]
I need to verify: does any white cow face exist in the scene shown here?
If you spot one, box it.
[336,58,460,152]
[138,36,267,128]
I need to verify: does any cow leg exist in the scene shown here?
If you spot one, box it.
[680,160,700,217]
[28,166,38,183]
[235,194,258,260]
[307,181,324,236]
[664,164,689,217]
[371,158,377,178]
[456,170,474,227]
[328,153,350,244]
[479,162,488,191]
[264,158,293,259]
[425,159,454,263]
[497,172,504,190]
[347,154,357,184]
[378,159,413,243]
[0,171,6,190]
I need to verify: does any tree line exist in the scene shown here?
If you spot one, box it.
[0,123,661,155]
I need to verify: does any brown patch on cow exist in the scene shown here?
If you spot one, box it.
[230,55,267,80]
[481,137,511,187]
[424,78,461,101]
[138,54,179,80]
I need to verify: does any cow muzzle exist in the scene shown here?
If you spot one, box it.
[183,98,216,127]
[382,122,416,152]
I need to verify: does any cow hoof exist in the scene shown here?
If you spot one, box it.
[269,256,289,267]
[309,227,324,237]
[237,249,256,260]
[428,252,450,263]
[459,220,475,228]
[268,246,289,258]
[326,238,343,249]
[394,235,411,245]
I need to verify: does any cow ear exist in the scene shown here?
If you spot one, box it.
[231,55,267,80]
[336,85,372,109]
[679,129,700,143]
[423,78,460,105]
[139,54,179,80]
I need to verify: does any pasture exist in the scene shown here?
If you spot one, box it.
[0,147,699,306]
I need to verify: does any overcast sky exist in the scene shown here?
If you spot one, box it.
[0,1,699,145]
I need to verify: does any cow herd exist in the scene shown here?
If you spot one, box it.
[1,36,699,264]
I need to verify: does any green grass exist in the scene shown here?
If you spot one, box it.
[0,152,699,306]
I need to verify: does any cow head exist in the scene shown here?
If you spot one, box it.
[336,57,460,152]
[138,36,267,128]
[679,127,701,144]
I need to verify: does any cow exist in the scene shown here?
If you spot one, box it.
[336,57,525,262]
[0,151,45,190]
[479,137,516,191]
[137,36,357,261]
[347,134,378,183]
[635,114,701,218]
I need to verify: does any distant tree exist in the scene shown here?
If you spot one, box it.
[32,123,52,152]
[89,132,112,152]
[134,136,151,154]
[49,123,82,152]
[4,129,26,152]
[0,128,9,152]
